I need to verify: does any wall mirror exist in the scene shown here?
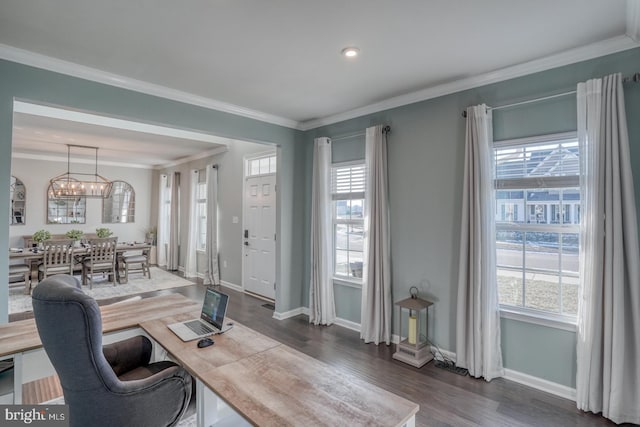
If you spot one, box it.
[103,180,135,223]
[47,182,86,224]
[10,175,26,225]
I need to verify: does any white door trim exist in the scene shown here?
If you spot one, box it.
[242,151,277,300]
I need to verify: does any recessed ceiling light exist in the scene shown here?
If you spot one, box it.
[341,47,360,58]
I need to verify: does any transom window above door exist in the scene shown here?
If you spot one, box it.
[247,155,276,177]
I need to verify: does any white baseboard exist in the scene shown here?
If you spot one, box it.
[273,307,308,320]
[333,317,360,332]
[431,347,457,363]
[503,368,576,401]
[385,343,574,401]
[220,280,243,293]
[429,348,575,401]
[272,308,361,333]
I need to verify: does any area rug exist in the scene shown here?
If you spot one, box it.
[9,267,195,314]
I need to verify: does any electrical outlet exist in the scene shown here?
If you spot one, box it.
[223,260,227,268]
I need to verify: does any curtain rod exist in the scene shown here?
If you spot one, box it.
[330,125,391,142]
[461,72,640,118]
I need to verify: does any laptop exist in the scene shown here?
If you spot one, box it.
[168,288,229,341]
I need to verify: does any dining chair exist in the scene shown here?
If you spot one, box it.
[9,263,31,294]
[82,237,118,289]
[38,239,75,282]
[119,244,151,284]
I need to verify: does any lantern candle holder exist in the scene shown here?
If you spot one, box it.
[392,296,434,368]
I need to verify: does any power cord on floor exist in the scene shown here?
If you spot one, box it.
[420,334,454,365]
[420,334,468,376]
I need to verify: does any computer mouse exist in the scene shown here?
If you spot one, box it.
[197,338,214,348]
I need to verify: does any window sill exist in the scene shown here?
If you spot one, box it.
[499,306,577,332]
[332,278,363,289]
[196,249,206,254]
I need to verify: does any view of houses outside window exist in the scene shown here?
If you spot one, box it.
[332,163,365,282]
[494,133,580,319]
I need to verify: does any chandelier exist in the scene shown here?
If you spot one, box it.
[49,145,113,198]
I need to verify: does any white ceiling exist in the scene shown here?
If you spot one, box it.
[11,106,229,168]
[1,1,639,130]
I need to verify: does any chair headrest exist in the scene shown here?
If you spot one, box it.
[32,274,86,304]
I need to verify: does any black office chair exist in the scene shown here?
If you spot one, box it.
[32,275,192,427]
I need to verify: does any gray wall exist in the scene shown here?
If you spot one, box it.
[0,58,304,323]
[156,140,272,286]
[9,157,152,247]
[303,47,640,387]
[2,47,639,389]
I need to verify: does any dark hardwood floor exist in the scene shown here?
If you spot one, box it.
[12,272,626,427]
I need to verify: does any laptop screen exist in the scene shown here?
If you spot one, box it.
[200,288,228,330]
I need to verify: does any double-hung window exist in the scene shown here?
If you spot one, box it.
[332,162,365,282]
[195,169,207,251]
[494,132,580,321]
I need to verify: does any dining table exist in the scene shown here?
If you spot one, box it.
[9,242,151,288]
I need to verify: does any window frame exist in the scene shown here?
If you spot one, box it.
[246,154,277,178]
[195,169,207,252]
[493,131,580,328]
[331,160,365,286]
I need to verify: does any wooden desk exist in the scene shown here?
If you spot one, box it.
[141,313,419,427]
[0,294,200,403]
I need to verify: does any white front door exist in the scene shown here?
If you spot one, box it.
[243,174,276,300]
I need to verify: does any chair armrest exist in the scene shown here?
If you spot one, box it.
[111,365,192,426]
[103,335,152,377]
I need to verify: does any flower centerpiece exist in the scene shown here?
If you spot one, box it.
[96,227,113,238]
[66,229,85,246]
[32,229,51,248]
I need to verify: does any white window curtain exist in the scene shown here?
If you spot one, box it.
[157,174,170,267]
[576,73,640,425]
[309,137,335,325]
[168,172,180,271]
[455,104,504,381]
[185,169,199,278]
[360,125,392,345]
[205,165,220,285]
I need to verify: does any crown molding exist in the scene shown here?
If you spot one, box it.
[628,0,640,42]
[12,151,153,169]
[299,35,640,130]
[0,44,301,130]
[2,33,638,134]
